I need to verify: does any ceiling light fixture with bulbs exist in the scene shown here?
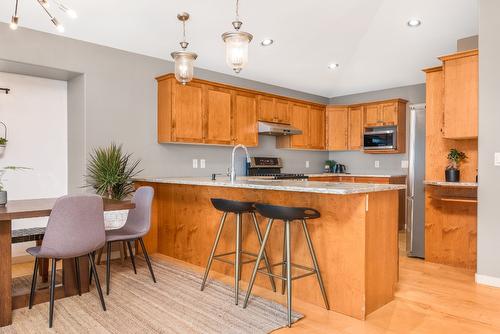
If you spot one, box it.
[171,12,198,85]
[328,63,340,70]
[222,0,253,73]
[9,0,77,32]
[407,18,422,28]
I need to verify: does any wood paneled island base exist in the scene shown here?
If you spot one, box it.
[138,182,399,320]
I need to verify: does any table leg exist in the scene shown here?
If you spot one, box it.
[0,220,12,327]
[63,256,89,296]
[36,240,49,283]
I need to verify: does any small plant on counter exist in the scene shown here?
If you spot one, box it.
[86,143,142,200]
[0,166,31,205]
[445,148,467,182]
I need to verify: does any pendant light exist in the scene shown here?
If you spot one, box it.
[222,0,253,74]
[171,13,198,85]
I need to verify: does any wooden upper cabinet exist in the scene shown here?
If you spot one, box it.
[364,104,380,126]
[205,86,232,145]
[233,91,258,147]
[257,96,290,124]
[440,50,478,139]
[380,102,398,125]
[309,106,326,150]
[171,81,205,143]
[289,103,310,148]
[326,106,348,151]
[348,106,363,150]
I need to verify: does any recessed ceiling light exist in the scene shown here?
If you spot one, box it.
[407,18,422,28]
[328,63,339,70]
[261,39,274,46]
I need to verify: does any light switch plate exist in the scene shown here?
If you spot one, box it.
[401,160,409,169]
[306,161,310,168]
[495,153,500,166]
[200,159,206,169]
[374,161,380,168]
[192,159,198,168]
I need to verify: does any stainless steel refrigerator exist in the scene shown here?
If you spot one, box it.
[406,103,426,258]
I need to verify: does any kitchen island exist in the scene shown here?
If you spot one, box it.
[134,177,405,320]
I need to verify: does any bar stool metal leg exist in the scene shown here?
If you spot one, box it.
[302,220,330,310]
[281,225,287,295]
[250,213,276,293]
[235,213,242,305]
[285,220,293,327]
[243,219,274,308]
[201,212,227,291]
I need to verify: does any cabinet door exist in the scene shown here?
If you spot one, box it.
[380,102,398,125]
[275,98,290,124]
[348,106,363,150]
[309,106,326,150]
[326,107,348,151]
[205,86,232,145]
[443,54,478,139]
[257,96,276,122]
[289,103,310,148]
[364,104,380,126]
[172,81,204,143]
[233,91,258,147]
[353,177,390,184]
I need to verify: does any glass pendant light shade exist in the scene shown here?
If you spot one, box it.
[171,12,198,85]
[222,31,252,73]
[171,51,197,85]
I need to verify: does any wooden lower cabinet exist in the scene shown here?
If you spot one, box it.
[309,175,407,230]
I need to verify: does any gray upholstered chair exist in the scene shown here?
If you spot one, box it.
[104,186,156,295]
[26,194,107,328]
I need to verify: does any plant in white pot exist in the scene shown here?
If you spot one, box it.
[0,166,31,205]
[85,143,142,229]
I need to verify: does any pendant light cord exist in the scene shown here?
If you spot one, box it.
[38,0,55,19]
[14,0,19,16]
[182,20,186,44]
[235,0,240,21]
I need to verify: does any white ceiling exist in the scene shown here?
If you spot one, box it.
[0,0,478,97]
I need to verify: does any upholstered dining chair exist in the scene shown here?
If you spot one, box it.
[103,186,156,295]
[26,194,107,328]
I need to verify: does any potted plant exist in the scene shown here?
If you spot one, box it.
[0,166,31,205]
[85,143,142,200]
[445,148,467,182]
[0,122,7,155]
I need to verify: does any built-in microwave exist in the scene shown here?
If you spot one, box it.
[363,126,397,150]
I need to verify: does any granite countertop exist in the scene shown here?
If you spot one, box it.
[307,173,407,178]
[135,177,406,195]
[424,180,478,187]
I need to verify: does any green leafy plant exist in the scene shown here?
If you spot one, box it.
[447,148,467,170]
[0,138,7,145]
[0,166,31,191]
[86,143,142,200]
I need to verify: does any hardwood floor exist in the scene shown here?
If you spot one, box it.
[11,251,500,333]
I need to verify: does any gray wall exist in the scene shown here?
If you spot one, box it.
[327,84,426,175]
[477,0,500,282]
[0,23,328,190]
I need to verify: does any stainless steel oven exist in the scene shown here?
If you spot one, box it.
[363,126,397,150]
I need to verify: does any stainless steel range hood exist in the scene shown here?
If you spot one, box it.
[258,121,302,136]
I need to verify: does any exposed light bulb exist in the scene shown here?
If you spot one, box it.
[39,0,50,8]
[407,18,422,28]
[51,17,64,32]
[10,16,19,30]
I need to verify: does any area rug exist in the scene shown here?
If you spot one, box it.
[2,258,303,333]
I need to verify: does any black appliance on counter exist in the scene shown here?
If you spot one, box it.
[332,163,347,173]
[246,157,309,180]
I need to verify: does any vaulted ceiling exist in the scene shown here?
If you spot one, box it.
[0,0,478,97]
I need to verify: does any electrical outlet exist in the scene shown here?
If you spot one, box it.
[374,160,380,168]
[192,159,198,169]
[200,159,206,169]
[495,153,500,166]
[306,161,310,168]
[401,160,409,169]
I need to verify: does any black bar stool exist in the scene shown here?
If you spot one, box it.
[201,198,276,305]
[243,203,330,327]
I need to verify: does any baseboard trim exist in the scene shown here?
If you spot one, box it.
[475,273,500,288]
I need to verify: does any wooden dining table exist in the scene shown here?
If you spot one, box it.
[0,197,135,327]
